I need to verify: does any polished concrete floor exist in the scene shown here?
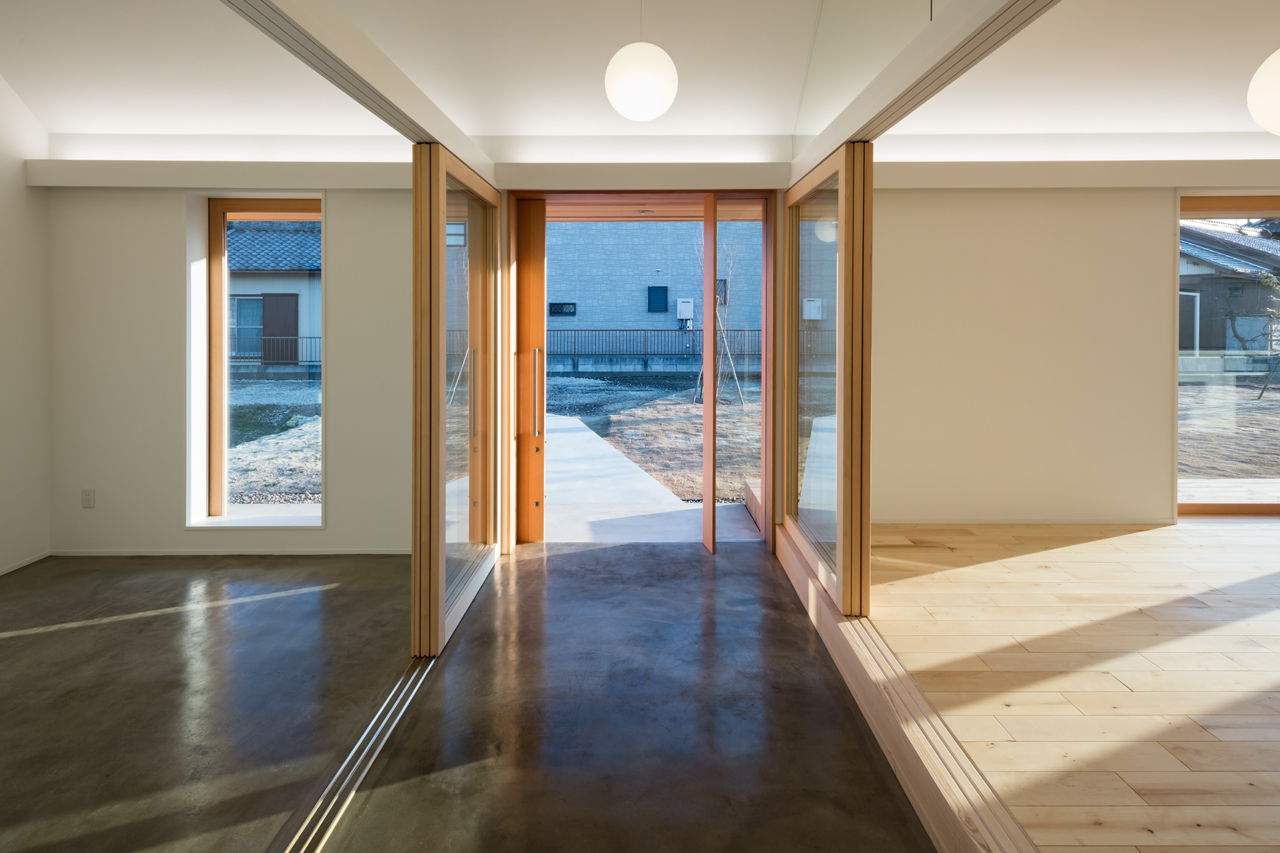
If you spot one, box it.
[0,554,409,852]
[329,542,933,852]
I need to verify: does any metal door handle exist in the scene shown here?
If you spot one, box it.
[533,348,541,437]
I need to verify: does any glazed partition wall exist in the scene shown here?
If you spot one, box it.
[777,142,871,617]
[1178,195,1280,514]
[413,143,500,657]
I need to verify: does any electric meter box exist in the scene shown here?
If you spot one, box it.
[802,298,823,320]
[676,298,694,320]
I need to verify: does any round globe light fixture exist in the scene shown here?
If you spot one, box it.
[814,220,838,243]
[605,41,678,122]
[1248,47,1280,135]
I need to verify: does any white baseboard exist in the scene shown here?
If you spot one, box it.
[775,523,1036,853]
[0,550,52,578]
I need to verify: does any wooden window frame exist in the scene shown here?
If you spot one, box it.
[206,198,321,517]
[1177,195,1280,516]
[776,142,872,617]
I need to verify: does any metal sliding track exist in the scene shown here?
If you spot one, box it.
[269,657,436,853]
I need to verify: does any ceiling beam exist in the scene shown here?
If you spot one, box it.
[219,0,495,185]
[792,0,1060,183]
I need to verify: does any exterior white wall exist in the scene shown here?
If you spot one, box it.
[872,187,1178,523]
[0,76,50,574]
[229,273,322,339]
[48,188,411,553]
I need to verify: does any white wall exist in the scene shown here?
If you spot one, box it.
[872,187,1177,523]
[48,188,411,553]
[0,76,50,573]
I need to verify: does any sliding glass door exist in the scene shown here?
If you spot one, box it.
[413,144,500,657]
[779,143,872,617]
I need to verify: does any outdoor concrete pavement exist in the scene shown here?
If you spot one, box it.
[544,414,761,542]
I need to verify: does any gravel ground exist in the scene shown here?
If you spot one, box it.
[227,418,321,504]
[548,375,762,502]
[1179,381,1280,477]
[229,379,321,406]
[220,376,1280,504]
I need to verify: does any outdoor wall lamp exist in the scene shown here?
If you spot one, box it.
[1248,47,1280,135]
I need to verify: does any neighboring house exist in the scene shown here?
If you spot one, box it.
[544,221,765,332]
[534,220,783,374]
[1179,220,1280,355]
[227,219,322,376]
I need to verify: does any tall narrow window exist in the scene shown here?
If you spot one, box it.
[208,199,323,520]
[1179,197,1280,511]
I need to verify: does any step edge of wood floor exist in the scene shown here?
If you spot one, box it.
[776,523,1036,853]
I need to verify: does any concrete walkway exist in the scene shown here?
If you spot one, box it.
[544,414,760,542]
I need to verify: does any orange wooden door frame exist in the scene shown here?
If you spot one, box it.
[510,190,774,551]
[515,197,547,543]
[702,193,718,552]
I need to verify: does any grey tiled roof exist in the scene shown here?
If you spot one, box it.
[1180,221,1280,277]
[227,220,320,271]
[1180,240,1271,276]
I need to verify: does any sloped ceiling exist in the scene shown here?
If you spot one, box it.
[880,0,1280,161]
[0,0,394,137]
[3,0,1278,166]
[0,0,934,164]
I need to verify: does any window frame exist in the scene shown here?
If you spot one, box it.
[1177,195,1280,516]
[206,198,322,518]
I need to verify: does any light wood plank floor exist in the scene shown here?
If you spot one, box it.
[871,519,1280,851]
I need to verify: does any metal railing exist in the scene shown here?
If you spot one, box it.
[544,329,763,357]
[799,329,837,357]
[441,328,836,358]
[230,335,322,365]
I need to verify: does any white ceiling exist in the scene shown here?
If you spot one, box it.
[880,0,1280,160]
[0,0,394,137]
[2,0,1279,164]
[334,0,825,137]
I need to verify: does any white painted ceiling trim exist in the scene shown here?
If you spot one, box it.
[48,134,412,164]
[25,160,410,190]
[877,133,1280,163]
[31,158,1280,194]
[494,162,793,191]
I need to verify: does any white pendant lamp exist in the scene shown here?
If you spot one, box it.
[1248,47,1280,135]
[605,41,678,121]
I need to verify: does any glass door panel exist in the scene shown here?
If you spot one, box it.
[444,176,496,609]
[792,175,839,566]
[780,141,871,617]
[412,143,500,657]
[715,197,766,541]
[1178,208,1280,509]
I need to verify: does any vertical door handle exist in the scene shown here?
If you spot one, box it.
[533,348,541,437]
[468,349,476,438]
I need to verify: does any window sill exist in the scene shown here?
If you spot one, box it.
[188,504,323,529]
